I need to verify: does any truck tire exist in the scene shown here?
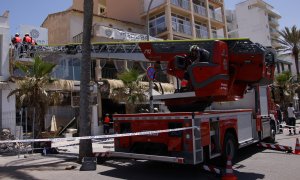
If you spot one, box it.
[222,133,238,165]
[265,122,276,143]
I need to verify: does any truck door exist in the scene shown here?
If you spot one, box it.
[259,86,271,139]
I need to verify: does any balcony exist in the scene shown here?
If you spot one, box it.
[195,29,209,39]
[193,4,207,17]
[172,22,192,35]
[171,0,190,10]
[209,10,223,22]
[208,0,223,7]
[150,22,168,36]
[269,17,279,27]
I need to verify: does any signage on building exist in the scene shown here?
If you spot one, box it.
[95,25,161,42]
[18,25,48,45]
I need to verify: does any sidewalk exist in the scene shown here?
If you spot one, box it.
[0,139,115,180]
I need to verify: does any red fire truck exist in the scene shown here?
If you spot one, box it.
[109,39,277,165]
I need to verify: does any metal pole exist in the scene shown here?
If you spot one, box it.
[147,0,154,113]
[18,109,23,158]
[32,108,35,154]
[25,107,28,139]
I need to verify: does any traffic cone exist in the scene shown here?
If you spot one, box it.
[222,156,238,180]
[294,138,300,155]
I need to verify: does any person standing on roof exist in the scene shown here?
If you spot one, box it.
[23,33,32,43]
[11,33,22,55]
[11,33,22,45]
[23,33,32,52]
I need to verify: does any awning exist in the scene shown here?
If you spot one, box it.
[100,79,175,98]
[46,79,80,91]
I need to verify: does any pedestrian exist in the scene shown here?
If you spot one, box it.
[103,114,111,135]
[276,104,283,133]
[287,103,296,135]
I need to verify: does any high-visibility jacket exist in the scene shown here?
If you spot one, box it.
[24,36,32,43]
[15,37,22,43]
[104,116,110,124]
[12,37,22,44]
[32,39,36,45]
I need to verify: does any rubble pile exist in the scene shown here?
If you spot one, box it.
[0,128,16,153]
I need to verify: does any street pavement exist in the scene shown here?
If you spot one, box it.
[0,121,300,180]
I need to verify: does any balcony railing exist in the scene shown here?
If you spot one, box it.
[269,18,279,26]
[195,29,209,39]
[150,22,167,36]
[193,4,207,17]
[172,22,192,35]
[171,0,190,10]
[209,10,223,22]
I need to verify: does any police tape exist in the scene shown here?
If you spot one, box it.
[279,124,300,130]
[0,127,194,144]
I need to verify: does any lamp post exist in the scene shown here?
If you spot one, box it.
[147,0,154,113]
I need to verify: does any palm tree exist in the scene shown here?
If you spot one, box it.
[111,69,147,113]
[79,0,93,161]
[8,56,56,137]
[273,71,299,109]
[276,26,300,78]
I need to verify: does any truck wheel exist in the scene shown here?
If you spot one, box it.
[265,122,276,143]
[222,133,237,165]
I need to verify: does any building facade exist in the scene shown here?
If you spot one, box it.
[226,0,281,48]
[144,0,227,40]
[0,11,17,136]
[225,0,294,75]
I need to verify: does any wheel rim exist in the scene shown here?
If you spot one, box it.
[226,139,235,158]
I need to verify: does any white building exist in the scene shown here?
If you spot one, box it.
[0,11,17,136]
[225,0,295,75]
[226,0,281,48]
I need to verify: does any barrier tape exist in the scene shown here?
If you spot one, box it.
[257,142,292,152]
[0,127,194,144]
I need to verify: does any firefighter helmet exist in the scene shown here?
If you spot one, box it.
[189,45,200,53]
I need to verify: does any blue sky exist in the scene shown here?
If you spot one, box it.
[0,0,299,35]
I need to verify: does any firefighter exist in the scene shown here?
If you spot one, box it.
[23,33,32,52]
[11,33,22,45]
[11,33,22,55]
[180,45,210,91]
[188,45,210,63]
[103,114,111,135]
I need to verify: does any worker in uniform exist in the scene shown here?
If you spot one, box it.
[11,33,22,55]
[23,33,32,52]
[103,114,111,135]
[180,45,210,91]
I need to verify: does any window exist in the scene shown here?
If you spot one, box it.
[171,13,192,35]
[195,21,208,38]
[149,13,167,36]
[98,4,106,15]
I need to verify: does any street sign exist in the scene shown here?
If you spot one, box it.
[147,66,156,80]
